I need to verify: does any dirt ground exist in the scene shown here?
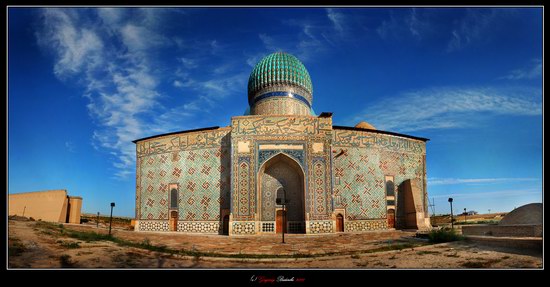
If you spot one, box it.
[8,218,542,269]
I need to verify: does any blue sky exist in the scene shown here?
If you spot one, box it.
[8,7,542,217]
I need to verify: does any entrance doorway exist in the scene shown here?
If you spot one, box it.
[258,153,305,234]
[276,209,287,233]
[336,214,344,232]
[222,214,229,235]
[387,209,395,228]
[170,210,178,231]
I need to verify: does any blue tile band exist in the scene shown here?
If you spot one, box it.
[252,91,311,108]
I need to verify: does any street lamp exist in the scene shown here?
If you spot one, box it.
[109,202,115,236]
[276,188,290,244]
[464,208,467,223]
[448,198,454,229]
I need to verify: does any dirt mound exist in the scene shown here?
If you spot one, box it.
[499,203,542,226]
[9,215,30,221]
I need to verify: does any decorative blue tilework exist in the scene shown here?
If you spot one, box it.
[253,91,311,108]
[258,150,305,171]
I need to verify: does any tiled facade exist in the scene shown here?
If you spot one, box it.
[134,52,430,235]
[135,128,231,233]
[332,129,427,229]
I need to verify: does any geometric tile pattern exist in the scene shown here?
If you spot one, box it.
[231,222,256,235]
[177,221,220,233]
[234,158,252,218]
[309,159,329,220]
[332,129,427,222]
[253,97,310,116]
[309,221,333,234]
[345,219,387,232]
[137,220,170,232]
[137,129,231,222]
[332,147,387,220]
[261,222,275,232]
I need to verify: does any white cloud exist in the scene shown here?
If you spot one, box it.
[446,9,507,53]
[428,177,539,186]
[259,19,331,63]
[350,86,542,132]
[120,23,170,52]
[37,8,171,179]
[177,57,198,69]
[259,33,280,52]
[36,9,104,78]
[405,8,422,39]
[36,9,251,179]
[431,188,541,200]
[500,59,542,80]
[376,9,429,41]
[326,8,345,34]
[246,53,264,67]
[179,73,248,100]
[65,141,76,153]
[296,25,325,62]
[97,8,125,27]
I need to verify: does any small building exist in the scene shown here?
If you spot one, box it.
[8,189,82,224]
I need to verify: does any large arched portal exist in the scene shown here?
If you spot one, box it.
[258,153,305,233]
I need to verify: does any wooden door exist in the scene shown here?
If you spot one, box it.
[336,214,344,232]
[387,209,395,228]
[170,211,178,231]
[276,210,286,233]
[222,215,229,235]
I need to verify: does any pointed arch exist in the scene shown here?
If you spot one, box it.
[257,153,306,233]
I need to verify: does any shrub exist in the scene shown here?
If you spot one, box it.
[59,241,81,249]
[9,241,26,256]
[66,230,111,242]
[428,228,464,243]
[59,254,75,268]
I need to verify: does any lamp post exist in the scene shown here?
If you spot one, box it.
[109,202,115,236]
[276,188,289,244]
[464,208,467,223]
[283,199,286,244]
[448,198,454,229]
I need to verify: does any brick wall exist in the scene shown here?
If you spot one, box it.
[462,224,542,237]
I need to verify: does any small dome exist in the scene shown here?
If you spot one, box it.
[355,121,376,130]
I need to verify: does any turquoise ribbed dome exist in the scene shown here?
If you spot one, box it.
[248,52,313,102]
